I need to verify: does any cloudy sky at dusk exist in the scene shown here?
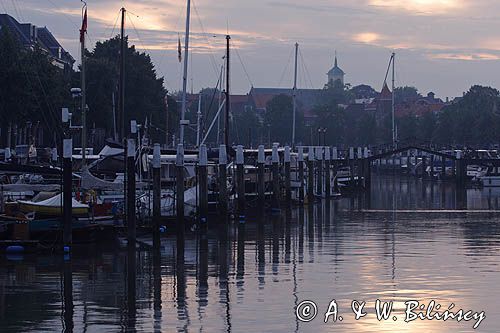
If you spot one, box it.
[3,0,500,98]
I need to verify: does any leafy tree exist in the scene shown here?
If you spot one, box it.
[394,86,421,104]
[264,94,303,145]
[84,36,168,142]
[0,28,71,147]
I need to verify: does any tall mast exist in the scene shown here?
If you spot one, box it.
[225,35,230,156]
[119,7,126,141]
[391,52,396,145]
[81,2,87,163]
[292,42,298,148]
[179,0,191,145]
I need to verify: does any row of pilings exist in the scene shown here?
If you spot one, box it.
[60,141,477,250]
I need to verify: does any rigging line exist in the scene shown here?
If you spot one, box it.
[12,0,24,21]
[126,12,152,55]
[192,0,220,77]
[201,76,222,136]
[299,49,315,89]
[277,46,294,87]
[9,0,21,21]
[105,9,122,40]
[232,41,254,88]
[44,0,79,29]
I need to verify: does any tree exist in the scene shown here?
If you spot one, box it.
[394,86,421,104]
[0,28,71,147]
[84,36,168,142]
[264,94,303,145]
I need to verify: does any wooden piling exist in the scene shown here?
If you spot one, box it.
[198,144,208,225]
[324,147,331,199]
[441,157,446,179]
[236,145,245,218]
[422,155,427,179]
[284,146,291,204]
[297,146,305,203]
[152,143,161,247]
[176,144,185,236]
[272,144,280,209]
[127,139,136,245]
[62,138,72,251]
[218,145,228,217]
[316,147,323,197]
[349,147,354,187]
[363,147,371,188]
[332,147,339,194]
[307,147,314,203]
[257,145,265,211]
[430,155,435,181]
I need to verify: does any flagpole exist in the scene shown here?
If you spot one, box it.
[80,2,87,163]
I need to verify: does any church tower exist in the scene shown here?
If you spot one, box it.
[327,52,345,87]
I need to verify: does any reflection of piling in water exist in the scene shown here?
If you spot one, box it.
[236,223,245,288]
[153,244,162,329]
[198,231,209,308]
[62,258,74,332]
[126,244,137,331]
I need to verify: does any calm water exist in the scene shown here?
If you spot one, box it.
[1,176,500,332]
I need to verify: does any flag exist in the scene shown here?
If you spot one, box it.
[80,7,87,43]
[178,35,182,63]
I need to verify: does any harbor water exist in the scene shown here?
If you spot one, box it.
[1,175,500,332]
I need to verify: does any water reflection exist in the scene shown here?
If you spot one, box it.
[1,176,500,332]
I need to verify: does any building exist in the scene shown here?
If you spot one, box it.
[0,14,74,72]
[326,54,345,87]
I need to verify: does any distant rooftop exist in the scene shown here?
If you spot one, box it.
[0,13,74,70]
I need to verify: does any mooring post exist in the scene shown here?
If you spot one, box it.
[257,145,265,211]
[332,147,339,194]
[357,147,363,188]
[152,143,161,248]
[272,144,280,210]
[236,145,246,219]
[430,155,435,181]
[284,146,291,205]
[62,138,73,252]
[176,144,185,237]
[441,156,446,179]
[127,138,136,245]
[316,147,323,197]
[422,155,428,179]
[349,147,354,187]
[325,147,331,199]
[198,144,208,226]
[307,146,314,203]
[298,146,305,203]
[218,144,228,217]
[364,147,371,188]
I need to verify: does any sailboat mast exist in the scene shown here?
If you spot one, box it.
[391,52,396,145]
[81,3,87,163]
[119,7,126,141]
[180,0,191,145]
[292,42,298,148]
[224,35,230,156]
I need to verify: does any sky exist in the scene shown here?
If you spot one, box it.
[3,0,500,99]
